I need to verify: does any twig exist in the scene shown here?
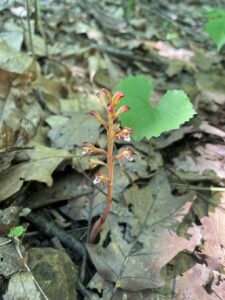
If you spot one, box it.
[173,183,225,192]
[26,0,35,58]
[0,146,34,155]
[34,0,49,57]
[0,239,12,246]
[27,211,85,256]
[27,211,87,278]
[91,43,165,66]
[166,166,225,211]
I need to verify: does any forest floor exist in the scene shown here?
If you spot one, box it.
[0,0,225,299]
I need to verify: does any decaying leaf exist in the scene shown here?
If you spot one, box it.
[174,264,211,300]
[87,171,199,291]
[174,144,225,180]
[195,144,225,179]
[87,273,161,300]
[3,272,43,300]
[47,113,101,150]
[0,206,21,235]
[26,173,92,209]
[196,73,225,105]
[174,192,225,300]
[60,164,136,222]
[0,143,71,202]
[211,272,225,300]
[0,237,25,277]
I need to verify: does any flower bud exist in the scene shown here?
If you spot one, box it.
[102,88,112,102]
[89,158,107,168]
[96,92,107,110]
[107,104,114,113]
[115,105,129,118]
[112,91,124,107]
[90,111,107,128]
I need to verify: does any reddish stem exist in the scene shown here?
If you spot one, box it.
[89,114,114,243]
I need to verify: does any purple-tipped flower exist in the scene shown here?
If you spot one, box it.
[93,173,108,185]
[82,142,95,156]
[124,135,131,142]
[93,175,101,184]
[116,127,134,142]
[124,153,133,161]
[115,147,135,162]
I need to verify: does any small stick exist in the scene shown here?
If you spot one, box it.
[27,211,87,279]
[25,0,35,58]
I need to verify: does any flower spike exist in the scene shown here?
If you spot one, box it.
[86,87,134,243]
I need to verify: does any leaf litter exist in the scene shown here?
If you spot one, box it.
[0,0,225,299]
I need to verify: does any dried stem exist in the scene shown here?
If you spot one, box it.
[26,0,35,58]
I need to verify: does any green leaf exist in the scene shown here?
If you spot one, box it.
[115,75,196,141]
[8,226,26,238]
[204,8,225,51]
[205,17,225,51]
[205,8,225,19]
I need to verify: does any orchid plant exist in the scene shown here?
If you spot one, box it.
[82,75,196,243]
[82,88,134,243]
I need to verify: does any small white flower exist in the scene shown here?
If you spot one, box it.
[93,176,101,184]
[82,149,88,155]
[123,135,131,142]
[124,154,133,161]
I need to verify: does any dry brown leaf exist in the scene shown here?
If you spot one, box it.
[174,144,225,180]
[174,192,225,299]
[26,173,92,209]
[211,272,225,300]
[47,113,100,150]
[174,264,211,300]
[199,192,225,270]
[0,143,71,202]
[195,144,225,179]
[87,171,199,291]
